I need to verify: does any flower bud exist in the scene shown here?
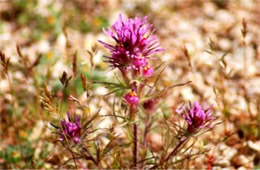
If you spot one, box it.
[124,90,139,106]
[143,99,157,115]
[143,65,154,77]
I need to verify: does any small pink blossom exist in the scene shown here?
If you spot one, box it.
[132,54,147,67]
[143,65,154,77]
[124,90,139,106]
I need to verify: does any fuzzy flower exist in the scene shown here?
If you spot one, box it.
[124,90,139,106]
[99,14,164,72]
[59,112,82,143]
[176,102,215,134]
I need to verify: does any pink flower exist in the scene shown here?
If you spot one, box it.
[143,65,154,77]
[59,112,82,143]
[124,90,139,106]
[99,14,164,71]
[176,102,215,134]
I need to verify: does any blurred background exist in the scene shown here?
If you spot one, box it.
[0,0,259,169]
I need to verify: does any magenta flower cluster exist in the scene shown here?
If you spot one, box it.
[59,112,82,143]
[176,102,215,134]
[99,14,164,77]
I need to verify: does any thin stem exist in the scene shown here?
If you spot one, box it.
[7,74,17,115]
[150,137,188,169]
[129,106,138,169]
[83,147,100,168]
[70,150,78,169]
[31,70,44,120]
[143,115,151,147]
[119,68,130,85]
[164,137,187,163]
[242,34,247,76]
[133,122,138,169]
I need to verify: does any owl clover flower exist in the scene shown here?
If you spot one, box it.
[59,112,82,143]
[176,102,216,134]
[124,90,139,106]
[124,82,139,106]
[99,14,164,76]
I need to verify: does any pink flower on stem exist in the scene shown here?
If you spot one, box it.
[99,14,164,72]
[176,101,215,134]
[124,90,139,106]
[59,112,82,143]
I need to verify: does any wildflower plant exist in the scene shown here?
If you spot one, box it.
[96,14,218,169]
[43,14,219,169]
[1,1,260,169]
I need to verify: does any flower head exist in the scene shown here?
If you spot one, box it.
[176,102,215,134]
[99,14,164,73]
[59,112,82,143]
[124,90,139,106]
